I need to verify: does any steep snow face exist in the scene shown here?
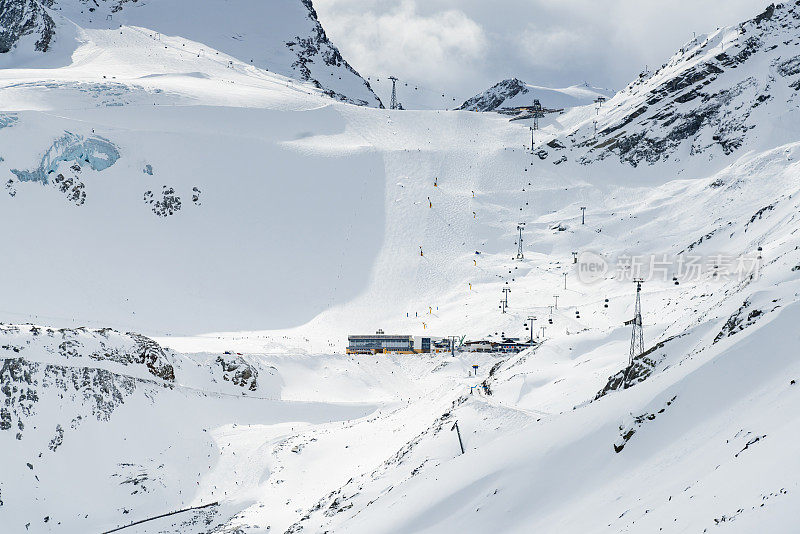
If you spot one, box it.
[0,0,382,107]
[537,3,800,167]
[458,78,614,111]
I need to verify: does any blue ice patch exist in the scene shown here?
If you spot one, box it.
[0,114,18,129]
[11,132,121,184]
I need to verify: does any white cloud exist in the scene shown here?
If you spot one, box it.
[315,0,768,100]
[315,0,487,85]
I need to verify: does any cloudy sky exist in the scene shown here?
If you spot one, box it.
[314,0,767,101]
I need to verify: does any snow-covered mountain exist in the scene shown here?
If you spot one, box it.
[0,0,382,106]
[534,3,798,167]
[458,77,614,112]
[2,2,800,533]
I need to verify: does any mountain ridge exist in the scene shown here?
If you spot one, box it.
[458,77,614,112]
[0,0,383,107]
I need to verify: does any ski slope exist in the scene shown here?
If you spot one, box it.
[2,2,800,533]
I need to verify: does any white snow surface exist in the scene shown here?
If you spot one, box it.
[2,3,800,533]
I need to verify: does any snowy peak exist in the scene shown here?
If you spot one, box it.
[553,2,800,167]
[457,78,528,111]
[0,0,382,107]
[458,78,614,112]
[285,0,382,106]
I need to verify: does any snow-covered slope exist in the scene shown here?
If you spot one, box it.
[3,2,800,533]
[0,0,382,106]
[534,3,799,167]
[458,77,614,112]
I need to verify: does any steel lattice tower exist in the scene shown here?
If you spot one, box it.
[389,76,398,110]
[516,223,525,259]
[501,287,511,313]
[627,279,644,365]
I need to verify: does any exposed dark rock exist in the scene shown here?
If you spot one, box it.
[1,326,176,442]
[613,396,676,452]
[714,299,763,342]
[144,186,182,217]
[553,3,800,167]
[457,78,528,112]
[215,354,258,391]
[0,0,55,53]
[287,0,382,107]
[595,336,678,399]
[48,424,64,451]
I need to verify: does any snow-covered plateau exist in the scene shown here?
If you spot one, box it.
[1,1,800,533]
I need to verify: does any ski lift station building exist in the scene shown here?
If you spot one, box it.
[347,331,451,355]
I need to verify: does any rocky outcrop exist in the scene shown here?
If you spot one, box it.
[458,78,528,112]
[287,0,382,107]
[0,0,55,53]
[215,353,258,391]
[563,3,800,167]
[0,325,176,441]
[594,336,678,399]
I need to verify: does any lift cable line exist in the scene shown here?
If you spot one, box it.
[102,502,219,533]
[365,74,463,107]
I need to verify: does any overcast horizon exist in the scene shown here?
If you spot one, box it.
[315,0,768,101]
